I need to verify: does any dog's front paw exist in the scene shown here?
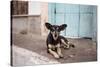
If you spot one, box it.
[54,54,60,59]
[59,54,64,58]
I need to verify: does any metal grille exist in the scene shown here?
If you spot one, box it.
[11,1,28,15]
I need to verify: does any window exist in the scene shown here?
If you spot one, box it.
[11,1,28,15]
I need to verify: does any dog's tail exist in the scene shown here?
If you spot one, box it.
[63,42,75,49]
[68,42,75,48]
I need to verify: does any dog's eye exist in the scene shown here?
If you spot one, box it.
[51,29,55,31]
[51,27,55,31]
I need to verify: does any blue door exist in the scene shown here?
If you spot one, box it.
[79,5,93,38]
[55,4,65,35]
[48,3,55,25]
[64,4,79,37]
[48,3,97,39]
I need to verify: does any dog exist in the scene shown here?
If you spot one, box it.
[45,23,75,59]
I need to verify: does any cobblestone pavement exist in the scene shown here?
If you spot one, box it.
[12,33,97,66]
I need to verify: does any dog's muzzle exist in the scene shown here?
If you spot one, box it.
[53,31,59,40]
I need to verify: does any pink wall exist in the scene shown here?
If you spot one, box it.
[40,2,48,36]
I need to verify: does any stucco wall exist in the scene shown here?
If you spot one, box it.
[40,2,48,36]
[12,16,28,34]
[12,2,48,36]
[28,16,41,35]
[12,15,41,35]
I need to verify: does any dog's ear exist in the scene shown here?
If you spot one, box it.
[59,24,67,31]
[45,23,52,30]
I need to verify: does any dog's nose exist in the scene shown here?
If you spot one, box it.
[55,34,57,37]
[54,31,58,37]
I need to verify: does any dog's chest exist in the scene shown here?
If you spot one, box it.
[50,44,60,51]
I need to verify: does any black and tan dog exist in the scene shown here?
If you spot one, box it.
[45,23,75,59]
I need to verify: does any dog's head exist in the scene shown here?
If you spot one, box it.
[45,23,67,40]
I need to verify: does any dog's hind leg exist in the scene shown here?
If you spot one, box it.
[61,39,75,49]
[61,39,70,49]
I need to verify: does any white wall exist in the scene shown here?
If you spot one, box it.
[28,1,41,15]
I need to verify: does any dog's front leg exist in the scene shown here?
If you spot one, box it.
[48,49,60,58]
[56,44,63,58]
[48,44,59,58]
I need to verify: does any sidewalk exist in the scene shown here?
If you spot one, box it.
[12,33,97,66]
[12,45,60,66]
